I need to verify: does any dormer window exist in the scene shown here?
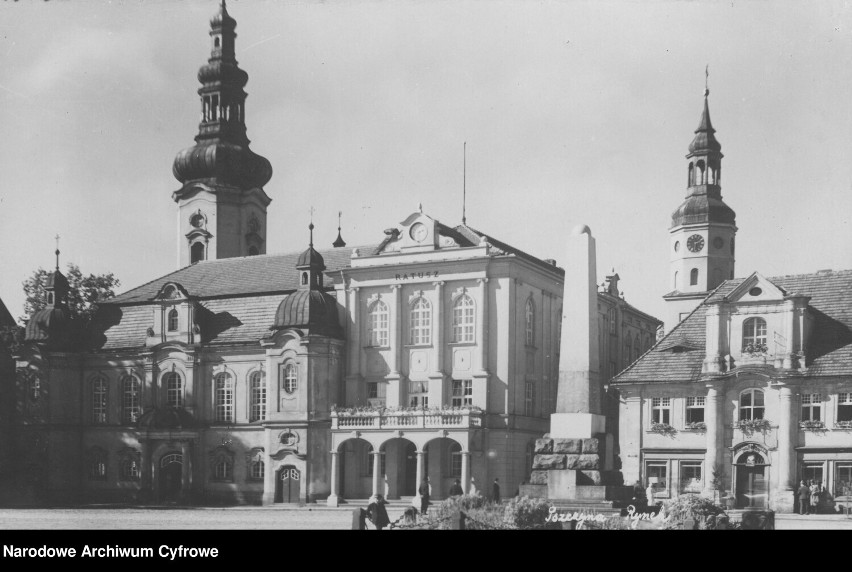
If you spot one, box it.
[742,317,767,352]
[167,309,179,332]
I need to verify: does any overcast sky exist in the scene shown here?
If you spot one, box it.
[1,0,851,326]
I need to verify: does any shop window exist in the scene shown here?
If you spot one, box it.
[680,462,703,493]
[835,463,852,497]
[645,462,668,498]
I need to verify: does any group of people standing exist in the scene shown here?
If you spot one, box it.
[365,477,503,530]
[797,480,825,515]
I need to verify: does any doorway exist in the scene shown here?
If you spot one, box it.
[159,453,183,501]
[735,452,768,508]
[275,465,300,503]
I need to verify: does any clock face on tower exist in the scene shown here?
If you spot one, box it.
[686,234,704,253]
[410,222,428,243]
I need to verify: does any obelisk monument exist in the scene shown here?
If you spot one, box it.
[523,224,627,504]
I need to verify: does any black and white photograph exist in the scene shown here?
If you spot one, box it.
[1,0,852,543]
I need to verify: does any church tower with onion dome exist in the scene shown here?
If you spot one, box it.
[663,85,737,331]
[172,1,273,268]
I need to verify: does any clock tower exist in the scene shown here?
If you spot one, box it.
[663,87,737,331]
[171,1,273,268]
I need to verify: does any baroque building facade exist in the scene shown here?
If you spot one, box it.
[4,3,661,507]
[612,91,852,514]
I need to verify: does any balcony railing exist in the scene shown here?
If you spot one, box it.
[331,407,483,430]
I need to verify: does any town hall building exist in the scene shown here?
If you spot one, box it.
[4,2,660,507]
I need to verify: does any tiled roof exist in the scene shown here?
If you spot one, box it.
[453,224,563,274]
[89,294,288,350]
[107,245,378,304]
[612,269,852,384]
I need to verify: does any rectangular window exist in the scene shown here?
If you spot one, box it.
[651,397,671,425]
[408,380,429,408]
[367,382,386,407]
[451,379,472,408]
[680,461,703,493]
[838,393,852,423]
[525,382,535,417]
[801,393,822,422]
[249,372,266,423]
[802,463,824,488]
[686,396,705,424]
[92,381,108,425]
[451,451,462,478]
[121,376,140,424]
[645,461,668,498]
[835,463,852,498]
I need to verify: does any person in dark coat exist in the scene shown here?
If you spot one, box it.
[492,478,501,503]
[418,476,431,516]
[367,494,390,530]
[797,480,811,515]
[449,479,464,497]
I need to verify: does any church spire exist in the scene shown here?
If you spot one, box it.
[333,211,347,248]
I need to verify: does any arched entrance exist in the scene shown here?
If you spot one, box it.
[423,437,465,500]
[159,453,183,501]
[734,450,769,508]
[381,438,418,499]
[274,465,300,504]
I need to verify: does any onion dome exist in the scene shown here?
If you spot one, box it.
[297,245,325,270]
[272,290,343,339]
[137,407,195,430]
[671,194,736,227]
[172,0,272,191]
[24,306,74,346]
[688,89,722,154]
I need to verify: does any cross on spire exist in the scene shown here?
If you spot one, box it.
[309,206,315,247]
[54,234,60,271]
[705,64,709,97]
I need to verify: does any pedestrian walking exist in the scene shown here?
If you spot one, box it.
[367,494,390,530]
[492,478,501,503]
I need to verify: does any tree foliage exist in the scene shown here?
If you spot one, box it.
[20,263,120,325]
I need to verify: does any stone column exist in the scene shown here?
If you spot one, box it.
[461,451,471,494]
[429,281,445,406]
[327,450,340,507]
[777,385,795,493]
[704,385,723,496]
[477,278,489,373]
[180,440,192,496]
[390,285,402,376]
[414,450,424,501]
[371,451,382,496]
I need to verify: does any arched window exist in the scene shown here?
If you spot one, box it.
[525,298,535,346]
[214,372,234,423]
[690,268,699,286]
[249,370,266,422]
[687,162,694,186]
[167,309,179,332]
[368,300,389,347]
[88,448,107,481]
[673,271,679,290]
[452,295,475,343]
[214,458,232,481]
[191,242,205,264]
[91,375,108,425]
[449,441,462,478]
[739,388,765,420]
[282,363,298,395]
[121,374,141,424]
[742,317,768,352]
[120,457,140,481]
[163,371,183,408]
[409,297,432,345]
[250,458,264,480]
[697,160,706,184]
[301,272,308,286]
